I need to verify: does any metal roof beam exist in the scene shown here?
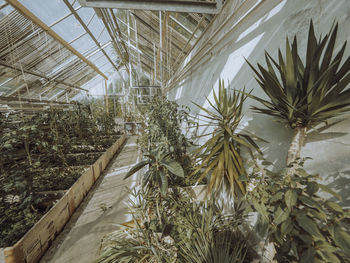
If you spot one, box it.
[78,0,222,14]
[0,60,88,92]
[63,0,120,72]
[0,2,9,10]
[0,95,78,105]
[5,0,108,80]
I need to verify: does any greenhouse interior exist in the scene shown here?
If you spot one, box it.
[0,0,350,262]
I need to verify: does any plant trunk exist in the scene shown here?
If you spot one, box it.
[287,127,307,166]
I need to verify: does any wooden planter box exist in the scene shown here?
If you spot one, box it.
[1,135,126,263]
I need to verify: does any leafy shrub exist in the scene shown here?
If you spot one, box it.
[97,188,257,263]
[0,106,120,247]
[247,160,350,262]
[137,96,200,187]
[124,150,185,196]
[138,96,192,168]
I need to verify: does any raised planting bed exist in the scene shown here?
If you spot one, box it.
[1,134,126,263]
[0,108,123,248]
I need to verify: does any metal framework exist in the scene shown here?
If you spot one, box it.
[0,0,217,108]
[6,0,107,80]
[78,0,223,14]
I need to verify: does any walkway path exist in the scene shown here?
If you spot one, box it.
[40,136,140,263]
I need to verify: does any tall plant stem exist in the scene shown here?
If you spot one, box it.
[287,127,307,166]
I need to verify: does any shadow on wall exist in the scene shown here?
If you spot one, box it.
[170,0,350,202]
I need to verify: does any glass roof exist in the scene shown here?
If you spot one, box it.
[0,0,215,109]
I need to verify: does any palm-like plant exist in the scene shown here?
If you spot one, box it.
[124,150,184,195]
[177,199,256,263]
[192,81,261,196]
[247,20,350,165]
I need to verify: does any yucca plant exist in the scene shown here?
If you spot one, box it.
[246,20,350,165]
[192,80,261,196]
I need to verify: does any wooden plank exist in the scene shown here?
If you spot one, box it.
[20,194,70,263]
[67,175,88,215]
[92,161,101,181]
[5,135,127,263]
[3,244,24,263]
[81,168,95,193]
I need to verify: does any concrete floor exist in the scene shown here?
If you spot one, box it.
[40,136,140,263]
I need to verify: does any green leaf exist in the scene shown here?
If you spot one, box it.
[285,189,298,210]
[161,160,184,177]
[124,160,149,179]
[322,252,341,263]
[306,181,319,195]
[281,217,293,235]
[296,168,309,177]
[319,184,342,200]
[160,172,168,196]
[299,195,325,212]
[299,234,313,245]
[300,247,316,263]
[296,214,324,241]
[333,225,350,256]
[325,201,343,213]
[270,191,283,203]
[252,200,268,220]
[317,242,339,254]
[274,206,290,225]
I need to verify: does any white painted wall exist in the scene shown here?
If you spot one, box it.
[167,0,350,207]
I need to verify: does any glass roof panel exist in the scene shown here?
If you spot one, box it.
[71,0,81,9]
[76,7,95,25]
[18,0,71,26]
[87,15,104,38]
[0,4,13,16]
[100,64,113,74]
[97,28,110,44]
[51,15,85,43]
[70,33,96,54]
[89,50,105,64]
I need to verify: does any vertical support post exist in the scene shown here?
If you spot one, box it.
[159,11,163,87]
[104,79,109,114]
[127,10,133,87]
[134,16,141,73]
[153,43,156,85]
[113,96,116,117]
